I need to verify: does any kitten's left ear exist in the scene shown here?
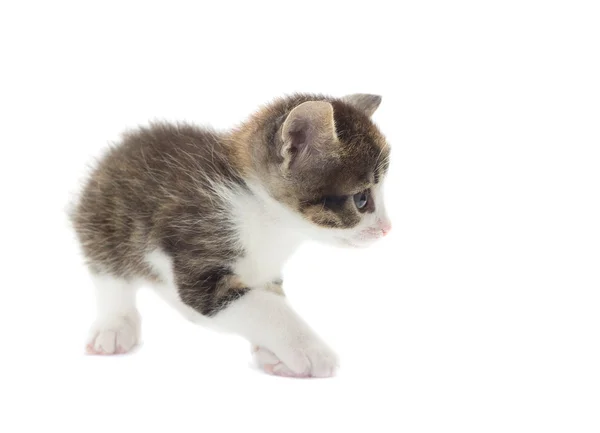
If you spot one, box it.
[281,101,337,169]
[342,93,382,117]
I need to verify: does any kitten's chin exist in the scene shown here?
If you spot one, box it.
[334,237,377,249]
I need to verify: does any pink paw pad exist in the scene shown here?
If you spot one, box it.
[253,346,312,378]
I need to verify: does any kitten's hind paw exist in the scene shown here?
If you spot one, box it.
[85,314,140,355]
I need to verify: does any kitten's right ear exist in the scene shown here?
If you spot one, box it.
[342,93,382,117]
[281,101,337,169]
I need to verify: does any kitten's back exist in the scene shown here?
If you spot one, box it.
[71,122,243,277]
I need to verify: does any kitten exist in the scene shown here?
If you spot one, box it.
[70,93,391,378]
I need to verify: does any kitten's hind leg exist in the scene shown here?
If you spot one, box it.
[85,274,141,355]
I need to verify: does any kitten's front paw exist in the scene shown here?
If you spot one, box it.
[85,313,140,355]
[252,341,339,378]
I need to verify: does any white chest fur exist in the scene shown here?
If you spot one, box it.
[230,183,307,288]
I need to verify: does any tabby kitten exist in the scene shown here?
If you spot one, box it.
[71,93,391,378]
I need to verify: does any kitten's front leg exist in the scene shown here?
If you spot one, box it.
[213,288,339,378]
[174,265,338,377]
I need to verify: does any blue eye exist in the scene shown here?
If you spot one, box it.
[353,190,369,210]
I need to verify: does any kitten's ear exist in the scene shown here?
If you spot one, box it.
[342,93,382,117]
[281,101,337,169]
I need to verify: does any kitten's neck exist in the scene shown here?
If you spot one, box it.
[224,106,284,181]
[243,178,311,240]
[223,127,255,179]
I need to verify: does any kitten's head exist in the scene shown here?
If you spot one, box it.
[258,93,392,248]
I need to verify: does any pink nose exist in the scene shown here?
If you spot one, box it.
[380,220,392,236]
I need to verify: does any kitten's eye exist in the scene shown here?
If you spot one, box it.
[353,190,370,210]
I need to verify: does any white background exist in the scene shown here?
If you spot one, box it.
[1,1,598,432]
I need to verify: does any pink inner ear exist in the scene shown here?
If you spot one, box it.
[286,120,318,169]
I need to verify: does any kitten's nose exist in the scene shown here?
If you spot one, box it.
[379,219,392,236]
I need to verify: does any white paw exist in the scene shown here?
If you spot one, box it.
[252,340,339,378]
[86,313,140,355]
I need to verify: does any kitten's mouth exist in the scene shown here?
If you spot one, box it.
[336,237,375,248]
[336,228,388,248]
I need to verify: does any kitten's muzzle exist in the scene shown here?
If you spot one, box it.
[379,218,392,236]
